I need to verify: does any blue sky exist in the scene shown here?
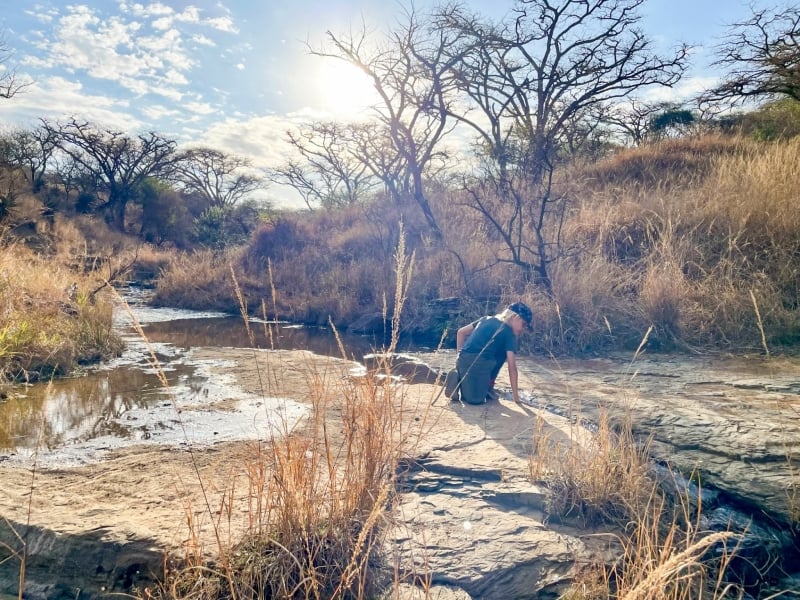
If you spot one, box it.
[0,0,776,206]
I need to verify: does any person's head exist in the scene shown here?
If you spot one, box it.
[500,302,533,335]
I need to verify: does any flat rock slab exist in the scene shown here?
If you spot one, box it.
[391,481,586,599]
[386,372,603,599]
[524,354,800,526]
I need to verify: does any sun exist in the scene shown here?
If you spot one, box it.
[315,59,379,117]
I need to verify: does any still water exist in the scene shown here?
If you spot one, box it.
[0,288,390,464]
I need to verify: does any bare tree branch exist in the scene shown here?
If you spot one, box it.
[0,36,31,100]
[701,6,800,107]
[270,122,379,209]
[170,147,265,208]
[435,0,688,292]
[311,7,468,238]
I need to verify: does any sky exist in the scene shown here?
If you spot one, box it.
[0,0,777,207]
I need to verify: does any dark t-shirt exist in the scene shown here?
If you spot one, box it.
[461,316,517,363]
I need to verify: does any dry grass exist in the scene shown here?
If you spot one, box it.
[0,243,122,382]
[547,136,800,351]
[153,248,246,312]
[529,397,745,599]
[530,407,652,525]
[150,134,800,354]
[150,226,436,600]
[563,494,741,600]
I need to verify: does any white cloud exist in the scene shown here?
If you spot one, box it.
[25,7,58,23]
[236,63,245,70]
[191,34,215,47]
[195,108,343,169]
[162,69,189,86]
[151,86,184,102]
[641,76,719,103]
[29,6,197,100]
[21,54,54,69]
[141,104,181,120]
[197,114,299,169]
[0,75,140,131]
[206,16,239,34]
[129,2,174,18]
[151,16,173,30]
[176,7,201,24]
[23,3,240,104]
[184,101,216,115]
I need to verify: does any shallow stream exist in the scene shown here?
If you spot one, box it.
[0,287,386,465]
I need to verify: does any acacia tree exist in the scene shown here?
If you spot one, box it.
[702,6,800,107]
[312,8,467,238]
[170,147,265,208]
[601,99,676,145]
[51,152,93,200]
[43,118,176,230]
[271,122,379,209]
[436,0,688,291]
[7,126,56,190]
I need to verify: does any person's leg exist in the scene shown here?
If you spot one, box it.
[444,368,460,402]
[457,354,493,405]
[486,358,504,401]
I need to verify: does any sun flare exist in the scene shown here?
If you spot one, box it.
[316,59,378,117]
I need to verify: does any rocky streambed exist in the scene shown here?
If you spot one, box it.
[2,296,800,599]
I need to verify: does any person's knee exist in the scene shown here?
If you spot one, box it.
[460,394,486,405]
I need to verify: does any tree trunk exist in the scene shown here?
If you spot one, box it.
[412,171,442,240]
[106,190,128,231]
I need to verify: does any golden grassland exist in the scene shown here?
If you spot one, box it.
[0,242,122,383]
[151,134,800,354]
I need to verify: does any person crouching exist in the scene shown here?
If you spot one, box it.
[444,302,532,405]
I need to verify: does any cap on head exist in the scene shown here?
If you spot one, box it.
[508,302,533,327]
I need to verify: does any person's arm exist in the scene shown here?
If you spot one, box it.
[506,351,519,404]
[456,323,475,352]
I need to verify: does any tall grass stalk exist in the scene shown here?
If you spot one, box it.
[749,289,770,357]
[154,223,429,599]
[114,289,238,600]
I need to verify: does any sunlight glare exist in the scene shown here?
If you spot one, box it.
[316,59,378,117]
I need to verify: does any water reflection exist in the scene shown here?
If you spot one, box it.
[0,359,199,451]
[140,316,385,359]
[0,307,394,455]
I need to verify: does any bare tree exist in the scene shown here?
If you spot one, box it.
[51,152,91,200]
[312,8,467,238]
[271,122,379,209]
[43,118,176,230]
[6,126,56,190]
[702,6,800,107]
[0,36,29,100]
[170,147,264,208]
[436,0,688,291]
[601,98,677,145]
